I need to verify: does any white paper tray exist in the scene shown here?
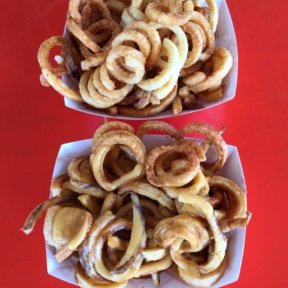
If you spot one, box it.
[47,134,246,287]
[63,0,238,119]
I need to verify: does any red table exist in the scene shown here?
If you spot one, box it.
[1,0,287,287]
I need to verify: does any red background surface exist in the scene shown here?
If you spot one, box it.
[1,0,287,287]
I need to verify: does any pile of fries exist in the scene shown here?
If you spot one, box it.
[38,0,233,117]
[23,121,251,288]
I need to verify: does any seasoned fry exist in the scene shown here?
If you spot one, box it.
[145,1,194,26]
[37,36,83,102]
[136,120,183,140]
[53,207,93,262]
[146,140,200,187]
[181,123,228,174]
